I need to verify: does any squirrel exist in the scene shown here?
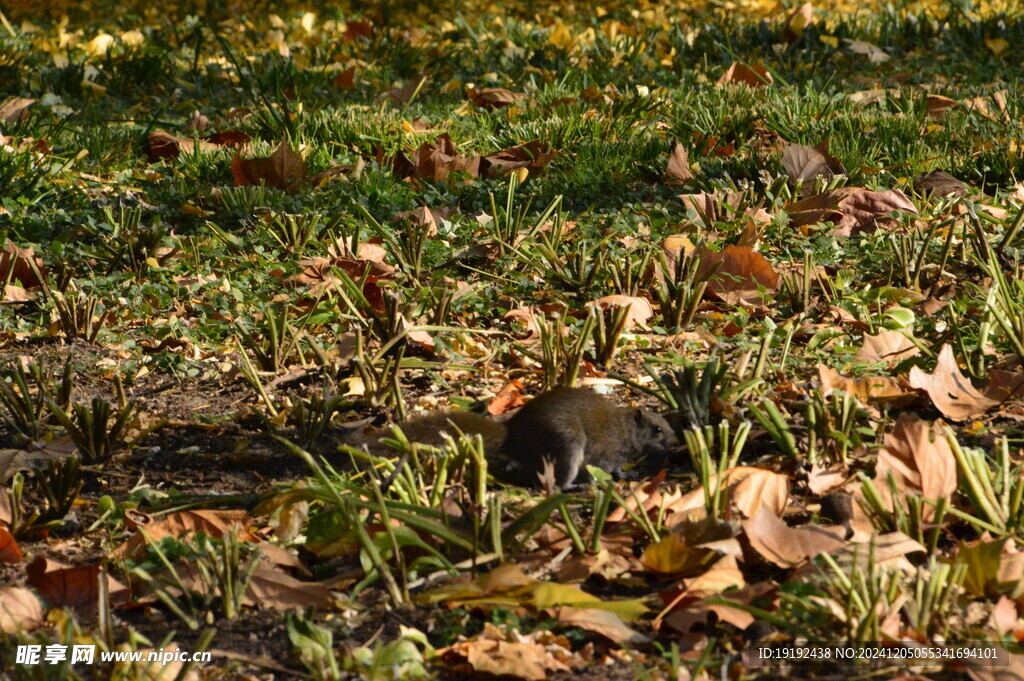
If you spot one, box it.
[348,387,679,489]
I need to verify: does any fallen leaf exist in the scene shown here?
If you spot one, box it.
[643,517,738,576]
[0,527,23,564]
[913,170,968,197]
[717,62,773,87]
[468,87,524,110]
[27,557,129,617]
[114,509,256,559]
[244,567,332,610]
[844,38,889,63]
[554,607,651,645]
[589,295,654,329]
[439,623,579,680]
[926,94,956,117]
[231,139,307,192]
[146,130,217,161]
[666,141,694,184]
[332,66,356,89]
[788,186,918,236]
[819,365,915,407]
[909,345,1024,421]
[742,507,846,567]
[0,587,44,633]
[344,20,374,41]
[0,97,35,124]
[481,140,557,178]
[857,330,920,364]
[781,140,845,185]
[697,245,780,305]
[874,413,956,519]
[0,240,46,289]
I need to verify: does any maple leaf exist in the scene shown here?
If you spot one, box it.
[231,139,307,192]
[908,345,1024,421]
[873,413,956,519]
[742,508,846,568]
[665,141,694,184]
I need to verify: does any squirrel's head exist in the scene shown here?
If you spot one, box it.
[632,409,680,453]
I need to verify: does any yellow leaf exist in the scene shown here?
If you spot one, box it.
[119,30,145,48]
[145,257,161,269]
[985,37,1008,56]
[301,12,317,34]
[340,376,365,397]
[548,21,574,48]
[83,33,115,57]
[512,167,529,183]
[819,34,839,48]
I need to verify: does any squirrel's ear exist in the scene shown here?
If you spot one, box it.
[632,409,646,426]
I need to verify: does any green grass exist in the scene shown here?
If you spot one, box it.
[2,0,1024,679]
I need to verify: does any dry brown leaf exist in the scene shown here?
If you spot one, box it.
[663,466,789,525]
[0,587,44,633]
[666,141,694,184]
[676,555,746,599]
[114,509,255,559]
[742,508,846,567]
[243,567,332,610]
[818,365,915,406]
[662,583,775,634]
[332,66,356,89]
[844,39,890,63]
[857,330,920,364]
[643,516,738,575]
[781,140,845,185]
[0,240,45,289]
[697,245,780,305]
[788,186,918,236]
[503,306,541,340]
[146,130,217,161]
[717,62,773,87]
[2,284,30,302]
[438,623,580,680]
[589,295,654,329]
[26,557,129,616]
[926,94,956,117]
[874,413,956,519]
[231,140,307,192]
[481,139,557,178]
[468,87,524,110]
[385,134,480,182]
[729,466,790,518]
[488,380,526,416]
[554,607,651,645]
[344,20,374,41]
[909,345,1024,421]
[0,526,23,564]
[914,170,968,197]
[807,462,848,496]
[0,97,35,124]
